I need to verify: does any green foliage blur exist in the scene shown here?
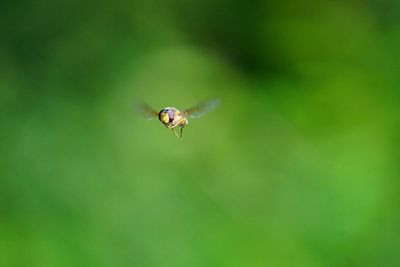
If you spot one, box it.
[1,0,400,266]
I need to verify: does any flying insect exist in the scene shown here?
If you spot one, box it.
[135,99,219,138]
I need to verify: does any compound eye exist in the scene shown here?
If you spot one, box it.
[167,110,175,122]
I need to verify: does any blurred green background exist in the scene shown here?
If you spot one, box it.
[1,0,400,266]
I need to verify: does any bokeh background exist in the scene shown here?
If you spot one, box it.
[1,0,400,266]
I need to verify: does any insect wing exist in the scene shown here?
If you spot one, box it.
[134,102,158,119]
[184,98,220,118]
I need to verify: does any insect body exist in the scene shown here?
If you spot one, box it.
[135,99,219,138]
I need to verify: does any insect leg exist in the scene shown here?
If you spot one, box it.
[172,128,180,138]
[179,126,185,138]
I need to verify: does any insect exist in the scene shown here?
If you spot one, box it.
[135,99,219,138]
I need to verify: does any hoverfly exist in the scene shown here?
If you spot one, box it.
[135,99,219,138]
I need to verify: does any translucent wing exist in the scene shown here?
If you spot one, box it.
[134,102,158,119]
[184,98,220,119]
